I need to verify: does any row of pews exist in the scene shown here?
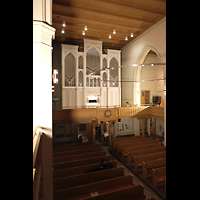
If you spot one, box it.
[53,142,158,200]
[110,136,166,198]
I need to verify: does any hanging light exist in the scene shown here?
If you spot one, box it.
[113,29,116,34]
[131,33,134,37]
[82,30,85,35]
[62,22,66,27]
[84,26,88,31]
[109,34,112,39]
[61,29,65,34]
[125,36,128,41]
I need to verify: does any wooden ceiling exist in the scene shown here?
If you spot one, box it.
[52,0,166,50]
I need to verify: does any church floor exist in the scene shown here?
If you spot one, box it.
[98,141,166,200]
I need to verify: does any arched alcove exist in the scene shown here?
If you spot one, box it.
[109,57,118,87]
[86,47,100,75]
[64,53,76,86]
[134,46,165,106]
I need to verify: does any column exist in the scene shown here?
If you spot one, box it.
[142,118,145,137]
[92,121,96,144]
[101,122,104,145]
[33,1,55,199]
[109,121,112,150]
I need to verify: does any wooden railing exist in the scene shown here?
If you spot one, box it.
[52,106,163,123]
[33,126,43,200]
[133,106,164,119]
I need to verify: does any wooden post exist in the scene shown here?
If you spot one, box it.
[109,121,112,150]
[92,121,96,144]
[113,121,115,139]
[142,118,145,137]
[101,122,104,145]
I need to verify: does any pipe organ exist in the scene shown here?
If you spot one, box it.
[62,39,121,108]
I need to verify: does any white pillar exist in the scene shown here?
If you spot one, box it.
[33,1,55,199]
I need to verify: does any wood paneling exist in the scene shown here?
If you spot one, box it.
[53,106,164,123]
[52,0,166,49]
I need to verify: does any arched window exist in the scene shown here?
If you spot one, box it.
[102,58,107,70]
[78,56,83,69]
[78,71,83,87]
[86,48,100,75]
[109,57,118,87]
[103,72,107,87]
[65,53,76,86]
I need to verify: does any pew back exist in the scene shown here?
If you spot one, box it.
[53,167,125,190]
[53,155,111,170]
[53,160,117,179]
[53,175,134,200]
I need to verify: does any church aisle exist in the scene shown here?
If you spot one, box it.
[100,144,165,200]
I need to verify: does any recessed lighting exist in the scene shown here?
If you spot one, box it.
[82,30,85,35]
[61,29,65,34]
[62,22,66,27]
[84,26,88,31]
[113,29,116,34]
[131,33,134,37]
[125,36,128,41]
[109,34,112,39]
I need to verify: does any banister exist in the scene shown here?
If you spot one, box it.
[33,126,44,200]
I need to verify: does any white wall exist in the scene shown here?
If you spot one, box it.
[121,18,166,141]
[121,18,166,106]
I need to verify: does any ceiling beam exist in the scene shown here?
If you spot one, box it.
[53,0,159,24]
[97,0,166,16]
[52,3,152,31]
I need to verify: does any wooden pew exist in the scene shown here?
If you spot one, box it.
[152,166,166,189]
[53,167,125,190]
[53,160,117,179]
[53,146,102,158]
[81,184,146,200]
[124,143,161,165]
[114,137,154,155]
[53,143,99,153]
[53,142,93,149]
[117,139,159,157]
[127,146,166,166]
[53,155,111,170]
[142,158,166,180]
[53,150,106,164]
[133,151,166,172]
[53,175,135,200]
[112,136,149,153]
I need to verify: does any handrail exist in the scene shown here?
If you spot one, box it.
[33,126,44,200]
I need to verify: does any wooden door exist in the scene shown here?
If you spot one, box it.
[141,90,150,105]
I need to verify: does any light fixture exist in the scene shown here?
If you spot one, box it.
[53,69,58,84]
[84,26,88,31]
[62,22,66,27]
[113,29,116,34]
[109,34,112,39]
[82,30,85,35]
[125,36,128,41]
[131,33,134,37]
[61,29,65,34]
